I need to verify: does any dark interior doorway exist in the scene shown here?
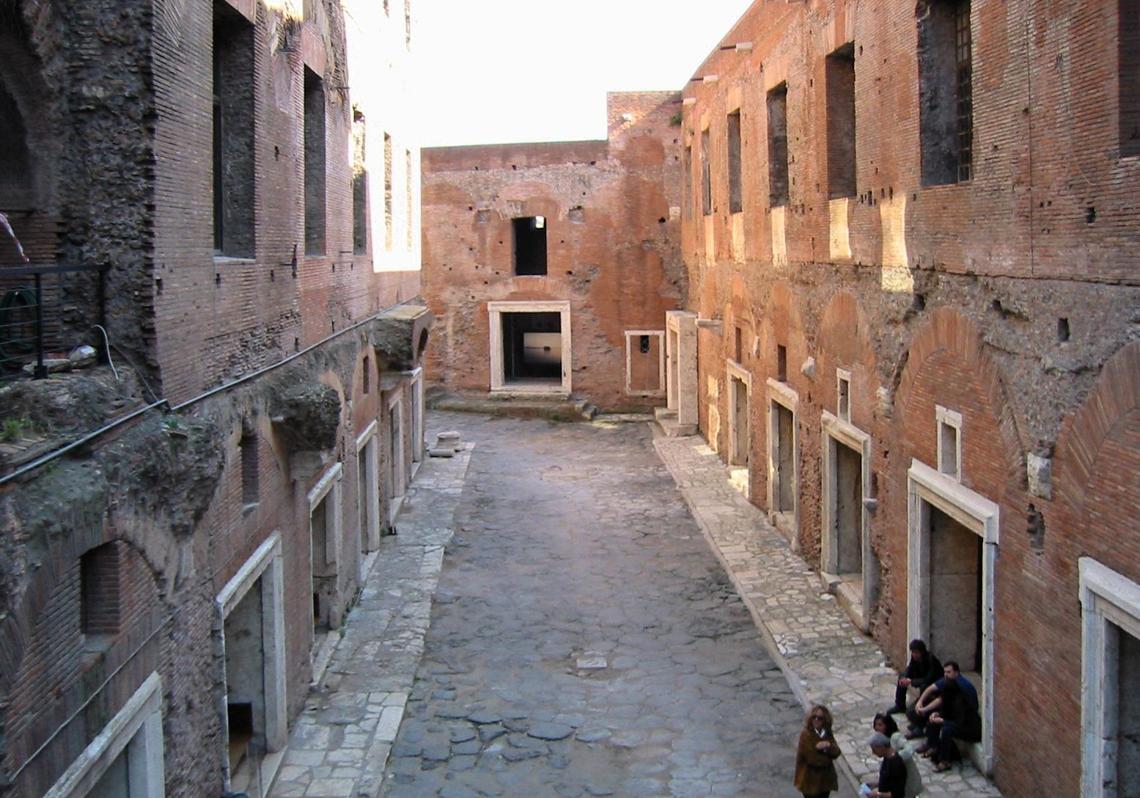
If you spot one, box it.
[502,311,561,383]
[929,505,983,674]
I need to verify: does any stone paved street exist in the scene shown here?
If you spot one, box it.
[381,415,805,798]
[270,411,1005,798]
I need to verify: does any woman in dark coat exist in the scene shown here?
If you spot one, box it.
[793,704,842,798]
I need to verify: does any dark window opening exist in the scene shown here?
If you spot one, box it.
[352,109,368,255]
[240,429,258,506]
[826,43,857,198]
[362,354,371,394]
[512,216,547,276]
[213,4,255,257]
[777,344,788,382]
[303,67,326,255]
[727,110,743,213]
[917,0,973,185]
[838,375,851,420]
[734,325,743,362]
[1058,317,1070,342]
[767,83,790,207]
[700,128,712,216]
[81,543,121,642]
[1120,0,1140,155]
[639,334,651,354]
[404,0,413,48]
[502,312,561,383]
[0,81,33,216]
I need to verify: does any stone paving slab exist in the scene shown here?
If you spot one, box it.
[653,433,1002,798]
[268,439,474,798]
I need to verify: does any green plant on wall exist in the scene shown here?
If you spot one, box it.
[0,417,32,443]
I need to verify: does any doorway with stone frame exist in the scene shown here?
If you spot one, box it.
[660,310,698,434]
[309,462,344,672]
[1080,557,1140,798]
[216,534,287,796]
[487,300,572,394]
[727,360,751,495]
[820,411,875,630]
[907,460,998,774]
[356,421,381,554]
[767,378,799,545]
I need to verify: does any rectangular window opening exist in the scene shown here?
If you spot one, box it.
[303,67,327,255]
[240,430,258,507]
[405,149,414,250]
[838,373,851,421]
[1120,0,1140,156]
[918,0,972,185]
[767,83,790,207]
[512,216,547,276]
[826,43,857,198]
[213,4,255,257]
[733,325,743,363]
[776,344,788,382]
[639,334,651,354]
[81,543,121,644]
[700,128,712,216]
[362,354,371,394]
[352,109,368,255]
[683,144,692,219]
[384,133,393,251]
[502,311,561,383]
[727,109,743,213]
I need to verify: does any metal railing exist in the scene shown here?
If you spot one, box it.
[0,263,108,379]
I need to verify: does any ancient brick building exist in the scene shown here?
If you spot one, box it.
[420,92,686,410]
[669,1,1140,796]
[0,1,428,796]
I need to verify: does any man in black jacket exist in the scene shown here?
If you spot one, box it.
[886,639,941,724]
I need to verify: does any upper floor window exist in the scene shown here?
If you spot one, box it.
[767,83,790,207]
[825,43,857,198]
[1120,0,1140,156]
[700,128,712,216]
[917,0,973,185]
[213,4,255,257]
[727,109,743,213]
[303,68,326,255]
[513,216,547,275]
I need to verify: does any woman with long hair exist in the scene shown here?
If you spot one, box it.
[793,704,842,798]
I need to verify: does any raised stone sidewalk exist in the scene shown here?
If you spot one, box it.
[268,442,473,798]
[653,434,1002,798]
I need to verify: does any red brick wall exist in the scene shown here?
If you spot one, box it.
[680,2,1140,794]
[421,92,685,410]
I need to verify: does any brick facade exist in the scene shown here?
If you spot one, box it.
[678,1,1140,795]
[421,92,686,410]
[0,0,426,795]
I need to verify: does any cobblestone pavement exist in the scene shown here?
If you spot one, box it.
[653,436,1003,798]
[268,435,473,798]
[381,414,805,798]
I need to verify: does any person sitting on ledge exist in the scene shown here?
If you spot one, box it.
[886,639,942,725]
[918,661,981,772]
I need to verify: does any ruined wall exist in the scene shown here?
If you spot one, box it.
[421,91,685,410]
[680,2,1140,795]
[0,0,428,795]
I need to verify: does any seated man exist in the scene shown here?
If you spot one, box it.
[889,639,941,729]
[918,661,981,771]
[863,732,908,798]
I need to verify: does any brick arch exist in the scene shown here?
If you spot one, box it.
[1053,340,1140,526]
[0,535,164,791]
[0,528,166,694]
[726,274,757,347]
[894,305,1026,477]
[818,291,875,372]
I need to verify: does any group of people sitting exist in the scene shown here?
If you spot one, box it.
[792,639,981,798]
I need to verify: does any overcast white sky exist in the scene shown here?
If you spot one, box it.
[413,0,754,147]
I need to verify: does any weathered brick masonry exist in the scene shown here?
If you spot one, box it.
[0,0,426,796]
[679,1,1140,796]
[421,92,686,410]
